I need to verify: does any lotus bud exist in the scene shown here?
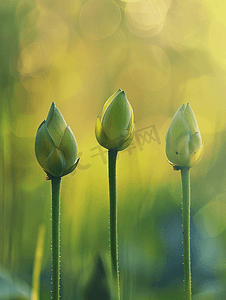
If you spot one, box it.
[166,103,203,168]
[35,103,79,178]
[95,89,134,151]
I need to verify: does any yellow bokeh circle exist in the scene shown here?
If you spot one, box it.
[79,0,121,40]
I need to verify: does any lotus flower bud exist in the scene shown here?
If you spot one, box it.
[95,89,134,151]
[166,103,203,168]
[35,103,79,178]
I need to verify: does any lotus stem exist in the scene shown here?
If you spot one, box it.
[108,149,120,299]
[181,167,191,300]
[51,177,61,300]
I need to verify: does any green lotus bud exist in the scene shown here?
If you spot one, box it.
[95,89,134,151]
[166,103,203,168]
[35,103,79,178]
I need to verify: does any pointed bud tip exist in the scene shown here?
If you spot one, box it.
[50,102,56,110]
[117,89,126,96]
[47,103,55,121]
[181,103,186,111]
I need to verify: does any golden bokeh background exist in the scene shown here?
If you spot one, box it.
[1,0,226,299]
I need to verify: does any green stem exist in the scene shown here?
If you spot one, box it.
[181,167,191,300]
[108,149,120,299]
[51,177,61,300]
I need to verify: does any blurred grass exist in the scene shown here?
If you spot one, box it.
[1,0,226,299]
[32,225,45,300]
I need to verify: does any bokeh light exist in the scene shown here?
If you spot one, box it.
[125,0,171,37]
[79,0,121,40]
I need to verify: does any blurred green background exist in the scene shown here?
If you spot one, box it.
[1,0,226,299]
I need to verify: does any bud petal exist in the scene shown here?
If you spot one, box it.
[189,132,202,154]
[183,103,199,135]
[117,124,135,151]
[47,148,66,177]
[101,90,131,141]
[46,102,67,147]
[58,126,77,171]
[62,158,80,176]
[166,107,191,145]
[95,116,113,149]
[188,145,204,168]
[101,89,122,117]
[35,120,55,171]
